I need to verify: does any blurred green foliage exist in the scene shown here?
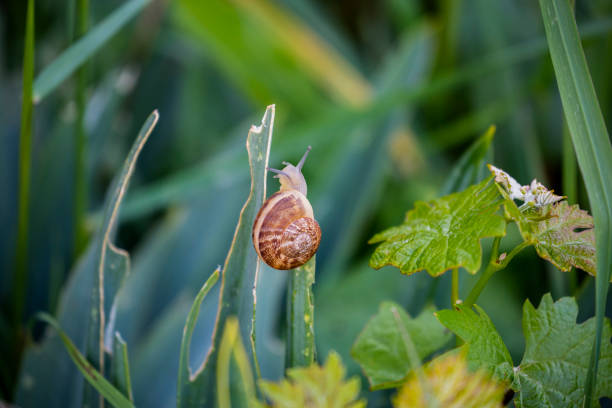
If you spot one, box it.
[1,0,612,406]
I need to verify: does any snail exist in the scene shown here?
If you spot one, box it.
[252,146,321,270]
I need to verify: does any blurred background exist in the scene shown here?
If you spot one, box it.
[1,0,612,406]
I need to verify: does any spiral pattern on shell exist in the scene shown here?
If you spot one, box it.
[253,190,321,270]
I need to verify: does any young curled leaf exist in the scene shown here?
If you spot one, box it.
[393,350,507,408]
[488,165,597,277]
[369,177,506,277]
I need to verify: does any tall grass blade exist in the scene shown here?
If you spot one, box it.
[37,313,134,408]
[110,333,133,402]
[177,105,273,407]
[216,317,256,408]
[538,1,612,406]
[33,0,152,102]
[84,110,159,407]
[73,0,89,258]
[176,268,220,404]
[286,257,316,369]
[15,0,35,326]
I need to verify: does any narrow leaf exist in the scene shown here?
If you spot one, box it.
[15,0,35,324]
[37,313,134,408]
[440,125,495,196]
[110,333,133,402]
[351,302,452,390]
[85,110,158,406]
[285,257,316,369]
[217,317,256,408]
[178,105,274,406]
[176,268,220,403]
[369,177,506,277]
[33,0,152,102]
[538,1,612,405]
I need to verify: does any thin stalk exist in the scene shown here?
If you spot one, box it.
[464,239,531,307]
[451,268,459,306]
[562,123,577,204]
[15,0,35,325]
[73,0,89,258]
[285,257,316,369]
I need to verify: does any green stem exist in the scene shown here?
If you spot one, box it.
[73,0,89,258]
[451,268,459,306]
[464,239,531,307]
[15,0,35,325]
[285,257,316,369]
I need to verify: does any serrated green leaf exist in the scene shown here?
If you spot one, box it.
[514,294,612,407]
[490,168,597,277]
[393,350,507,408]
[36,313,134,408]
[351,302,452,390]
[528,202,596,275]
[436,304,513,381]
[259,351,365,408]
[369,177,506,276]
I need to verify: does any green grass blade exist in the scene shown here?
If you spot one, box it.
[176,268,220,405]
[217,317,256,408]
[111,333,133,402]
[286,257,316,369]
[32,0,152,102]
[37,313,134,408]
[72,0,90,258]
[85,110,159,406]
[178,105,273,407]
[538,1,612,406]
[15,0,35,326]
[440,125,495,195]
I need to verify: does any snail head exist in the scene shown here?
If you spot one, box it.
[267,146,311,196]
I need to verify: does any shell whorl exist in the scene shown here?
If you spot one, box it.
[253,190,321,270]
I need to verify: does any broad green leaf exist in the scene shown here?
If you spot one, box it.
[110,333,133,402]
[393,351,507,408]
[176,268,220,404]
[369,177,506,277]
[33,0,153,102]
[436,304,513,381]
[440,125,495,196]
[259,352,365,408]
[177,105,273,407]
[351,302,452,390]
[538,1,612,405]
[286,257,316,369]
[37,313,134,408]
[17,112,158,408]
[217,317,256,408]
[514,294,612,407]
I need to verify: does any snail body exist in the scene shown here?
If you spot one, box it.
[253,147,321,270]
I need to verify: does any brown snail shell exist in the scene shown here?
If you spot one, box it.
[252,146,321,270]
